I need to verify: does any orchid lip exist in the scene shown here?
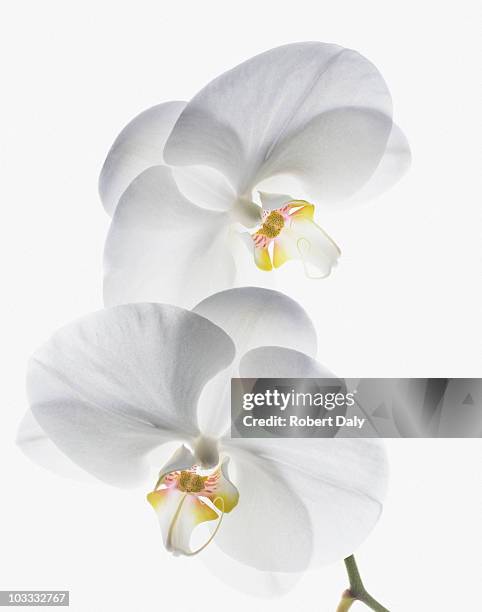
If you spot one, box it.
[165,493,226,557]
[249,197,341,276]
[148,450,239,558]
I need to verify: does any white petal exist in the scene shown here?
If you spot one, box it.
[164,42,392,196]
[239,345,335,379]
[346,122,411,205]
[170,165,236,211]
[228,346,388,566]
[99,101,186,216]
[258,120,410,209]
[213,447,313,572]
[193,286,317,358]
[200,544,302,597]
[192,287,318,438]
[225,436,387,568]
[17,410,95,483]
[259,107,393,205]
[103,166,235,309]
[26,304,235,487]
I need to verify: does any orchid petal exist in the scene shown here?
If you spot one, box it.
[200,545,302,597]
[192,287,317,438]
[212,447,313,572]
[25,304,235,487]
[164,42,392,198]
[229,345,388,566]
[99,101,186,216]
[16,410,95,483]
[259,107,394,205]
[193,286,317,358]
[170,165,236,212]
[347,122,411,204]
[258,120,410,210]
[239,345,336,379]
[103,166,235,309]
[225,436,387,568]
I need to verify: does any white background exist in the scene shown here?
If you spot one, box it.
[1,1,481,610]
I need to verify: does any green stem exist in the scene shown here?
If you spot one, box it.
[336,591,355,611]
[337,555,390,612]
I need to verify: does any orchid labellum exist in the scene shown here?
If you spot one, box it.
[100,42,410,309]
[18,288,388,586]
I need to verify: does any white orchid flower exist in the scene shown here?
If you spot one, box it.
[100,42,410,309]
[18,288,387,582]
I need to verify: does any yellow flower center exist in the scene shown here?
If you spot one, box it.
[259,210,285,238]
[177,471,206,493]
